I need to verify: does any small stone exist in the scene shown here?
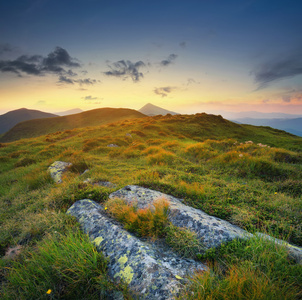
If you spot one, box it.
[48,161,72,183]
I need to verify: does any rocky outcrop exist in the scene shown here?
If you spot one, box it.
[109,185,252,249]
[48,161,72,183]
[67,199,206,300]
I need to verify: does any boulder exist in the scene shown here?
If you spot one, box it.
[109,185,252,249]
[48,161,72,183]
[67,199,206,300]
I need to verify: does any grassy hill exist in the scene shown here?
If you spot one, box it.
[0,108,146,142]
[0,108,58,134]
[0,113,301,299]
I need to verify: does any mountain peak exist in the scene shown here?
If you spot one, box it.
[139,103,179,116]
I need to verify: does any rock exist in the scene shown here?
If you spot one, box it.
[67,199,206,300]
[48,161,72,183]
[107,144,119,147]
[109,185,252,249]
[4,245,22,260]
[83,178,117,188]
[255,233,302,265]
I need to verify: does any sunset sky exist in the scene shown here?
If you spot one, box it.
[0,0,302,115]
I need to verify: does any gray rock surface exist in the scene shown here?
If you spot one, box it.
[109,185,252,249]
[83,178,117,188]
[48,161,72,183]
[67,199,206,300]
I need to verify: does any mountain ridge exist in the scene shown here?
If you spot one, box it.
[0,108,146,142]
[0,108,58,134]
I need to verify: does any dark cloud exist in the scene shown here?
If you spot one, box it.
[160,54,178,67]
[58,75,74,84]
[0,46,80,77]
[252,52,302,89]
[76,78,98,85]
[58,76,99,86]
[104,60,146,82]
[154,86,176,97]
[42,47,80,72]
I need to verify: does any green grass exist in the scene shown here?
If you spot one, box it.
[1,227,129,299]
[0,112,301,299]
[180,236,302,299]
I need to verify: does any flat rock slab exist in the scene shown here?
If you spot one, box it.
[109,185,252,249]
[67,199,206,300]
[48,161,72,183]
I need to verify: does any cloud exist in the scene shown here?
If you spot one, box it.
[0,46,80,77]
[160,54,178,67]
[154,86,176,97]
[104,60,146,82]
[179,42,186,48]
[186,78,200,85]
[252,52,302,89]
[82,95,99,100]
[42,47,80,73]
[58,75,74,84]
[35,100,47,105]
[0,43,16,55]
[76,78,98,85]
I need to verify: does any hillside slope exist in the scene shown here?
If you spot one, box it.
[0,108,146,142]
[0,112,301,299]
[0,108,58,134]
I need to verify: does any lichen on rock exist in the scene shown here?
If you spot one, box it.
[109,185,253,249]
[48,161,72,183]
[67,199,206,299]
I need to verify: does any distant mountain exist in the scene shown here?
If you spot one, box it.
[232,117,302,137]
[0,108,146,142]
[0,108,58,134]
[56,108,83,116]
[139,103,179,116]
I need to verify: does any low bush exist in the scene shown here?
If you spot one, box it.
[104,198,169,237]
[14,157,36,168]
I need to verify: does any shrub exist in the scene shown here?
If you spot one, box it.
[83,139,100,152]
[165,224,204,258]
[104,198,169,237]
[69,160,89,174]
[130,130,146,137]
[24,170,53,191]
[271,148,302,163]
[14,157,36,168]
[9,150,29,158]
[185,142,219,161]
[147,150,176,165]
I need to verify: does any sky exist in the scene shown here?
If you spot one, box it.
[0,0,302,116]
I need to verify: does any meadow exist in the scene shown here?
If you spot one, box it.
[0,113,301,299]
